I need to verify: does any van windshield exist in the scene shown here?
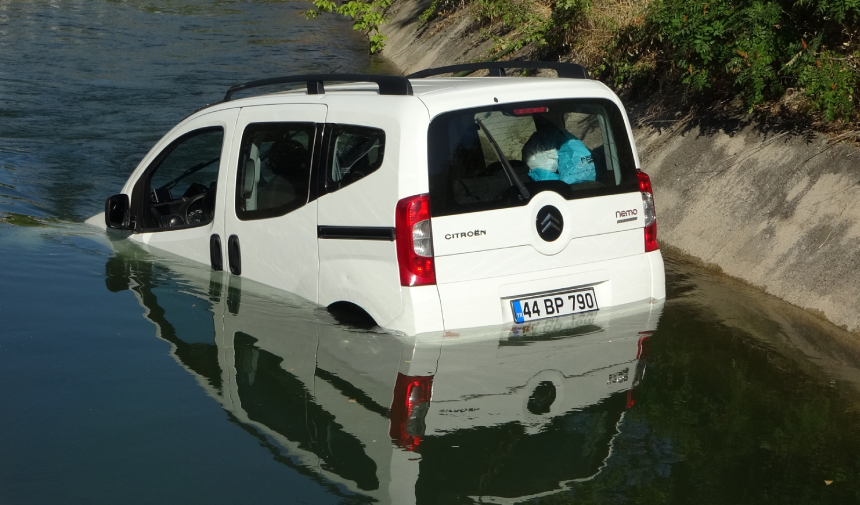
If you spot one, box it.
[427,99,639,217]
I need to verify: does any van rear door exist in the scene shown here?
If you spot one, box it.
[427,99,649,329]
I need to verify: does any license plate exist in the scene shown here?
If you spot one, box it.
[511,287,598,324]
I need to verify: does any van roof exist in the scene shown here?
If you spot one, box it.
[408,77,619,116]
[190,76,620,123]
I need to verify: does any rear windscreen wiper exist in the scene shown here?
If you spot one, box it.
[475,119,530,201]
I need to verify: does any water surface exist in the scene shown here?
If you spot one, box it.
[1,2,860,504]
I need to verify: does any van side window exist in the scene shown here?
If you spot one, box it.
[325,125,385,192]
[235,122,316,221]
[140,127,224,230]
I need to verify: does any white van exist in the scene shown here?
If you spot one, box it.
[97,62,666,336]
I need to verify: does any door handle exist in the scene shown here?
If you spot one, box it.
[210,234,223,271]
[228,234,241,275]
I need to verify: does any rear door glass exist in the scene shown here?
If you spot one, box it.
[427,99,637,217]
[325,124,385,193]
[235,122,315,221]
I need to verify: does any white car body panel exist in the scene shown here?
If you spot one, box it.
[316,97,431,327]
[436,254,655,330]
[383,284,445,335]
[649,248,667,300]
[432,191,645,257]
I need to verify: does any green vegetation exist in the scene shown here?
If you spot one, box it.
[465,0,860,123]
[307,0,392,53]
[0,212,56,228]
[309,0,860,124]
[621,0,860,122]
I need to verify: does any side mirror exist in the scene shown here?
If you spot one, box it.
[105,194,132,230]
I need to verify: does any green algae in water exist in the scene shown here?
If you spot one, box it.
[0,212,57,228]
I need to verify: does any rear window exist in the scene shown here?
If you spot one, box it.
[427,99,638,217]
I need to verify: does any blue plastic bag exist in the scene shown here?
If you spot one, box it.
[527,167,560,181]
[557,137,596,184]
[523,128,595,184]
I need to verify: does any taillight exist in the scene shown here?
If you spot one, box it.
[512,106,549,115]
[628,332,651,409]
[389,374,434,451]
[395,194,436,286]
[626,389,637,409]
[637,170,658,252]
[636,331,651,360]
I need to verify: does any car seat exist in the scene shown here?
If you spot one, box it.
[258,139,307,210]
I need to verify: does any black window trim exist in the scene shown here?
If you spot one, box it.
[131,126,225,233]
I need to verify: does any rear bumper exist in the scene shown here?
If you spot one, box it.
[385,285,446,336]
[434,250,665,331]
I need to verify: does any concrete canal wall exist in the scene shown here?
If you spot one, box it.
[380,0,860,334]
[634,121,860,334]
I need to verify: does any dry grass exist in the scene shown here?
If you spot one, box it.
[563,0,652,69]
[419,0,652,68]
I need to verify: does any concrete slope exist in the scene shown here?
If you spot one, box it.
[637,120,860,332]
[381,0,503,74]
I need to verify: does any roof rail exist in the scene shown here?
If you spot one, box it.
[407,61,589,79]
[223,74,413,101]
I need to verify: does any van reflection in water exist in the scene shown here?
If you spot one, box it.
[105,245,663,504]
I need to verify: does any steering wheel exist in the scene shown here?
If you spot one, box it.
[177,190,209,225]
